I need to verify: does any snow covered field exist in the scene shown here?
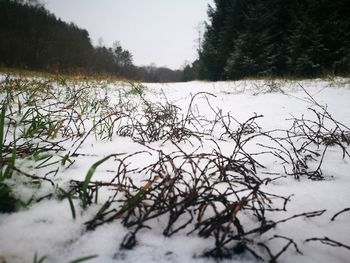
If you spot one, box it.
[0,76,349,263]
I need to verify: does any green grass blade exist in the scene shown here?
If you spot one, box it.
[114,176,159,219]
[0,182,17,213]
[67,255,98,263]
[61,154,73,166]
[3,142,16,179]
[82,154,123,209]
[59,188,76,220]
[0,102,6,180]
[33,252,47,263]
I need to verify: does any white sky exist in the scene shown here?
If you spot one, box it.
[44,0,214,69]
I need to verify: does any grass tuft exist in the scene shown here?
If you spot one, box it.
[82,154,124,209]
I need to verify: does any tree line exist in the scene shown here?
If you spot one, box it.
[187,0,350,81]
[0,0,183,82]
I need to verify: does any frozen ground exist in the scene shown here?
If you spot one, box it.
[0,77,350,263]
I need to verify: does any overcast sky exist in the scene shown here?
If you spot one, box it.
[44,0,214,69]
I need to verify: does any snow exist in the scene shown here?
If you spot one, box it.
[0,77,350,262]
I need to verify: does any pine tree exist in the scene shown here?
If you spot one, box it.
[225,0,293,79]
[199,0,247,80]
[287,0,350,76]
[198,0,350,79]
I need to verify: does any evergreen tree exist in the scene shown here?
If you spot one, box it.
[199,0,247,80]
[198,0,350,79]
[287,17,325,76]
[182,60,200,81]
[286,0,350,76]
